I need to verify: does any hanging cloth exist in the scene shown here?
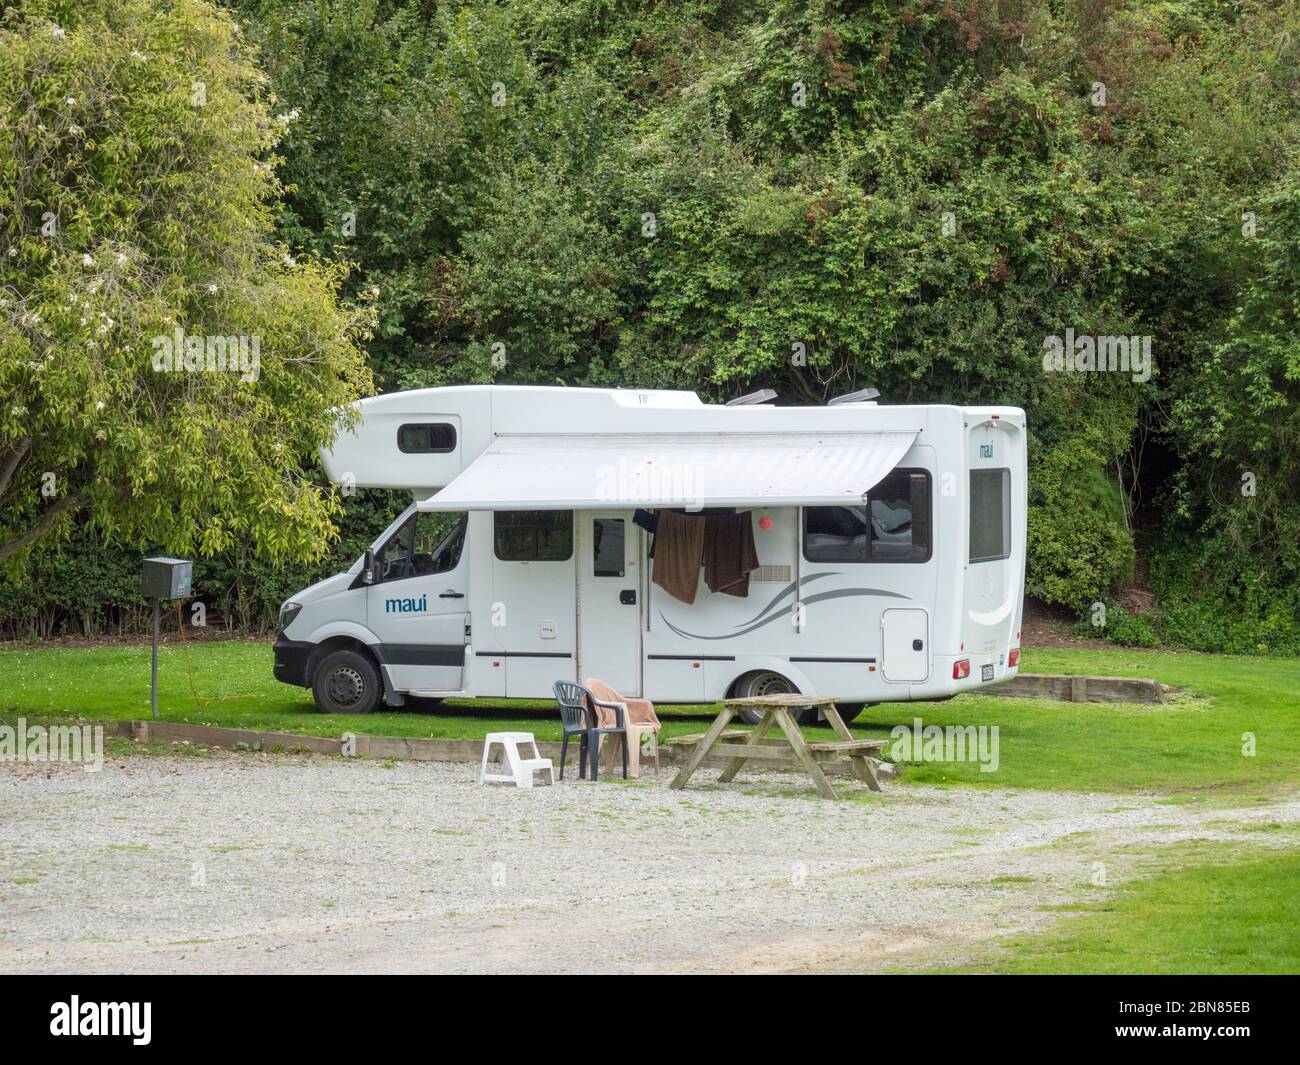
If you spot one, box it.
[650,509,704,604]
[704,511,761,598]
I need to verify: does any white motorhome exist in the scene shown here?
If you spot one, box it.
[274,385,1027,722]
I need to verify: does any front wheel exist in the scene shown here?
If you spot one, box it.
[833,702,865,725]
[312,649,381,715]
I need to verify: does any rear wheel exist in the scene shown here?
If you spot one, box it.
[312,649,381,715]
[734,670,798,724]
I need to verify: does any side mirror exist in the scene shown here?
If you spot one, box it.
[362,548,376,584]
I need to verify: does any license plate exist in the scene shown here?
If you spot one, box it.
[981,663,995,682]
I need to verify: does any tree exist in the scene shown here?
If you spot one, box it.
[0,0,373,565]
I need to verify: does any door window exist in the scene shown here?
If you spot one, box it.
[592,518,625,577]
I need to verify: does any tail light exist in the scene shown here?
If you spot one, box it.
[1008,647,1020,667]
[953,659,970,680]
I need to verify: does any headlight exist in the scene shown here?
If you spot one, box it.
[278,601,303,632]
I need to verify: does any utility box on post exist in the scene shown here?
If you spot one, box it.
[141,557,193,600]
[142,557,193,721]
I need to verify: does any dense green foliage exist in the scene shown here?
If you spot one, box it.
[0,490,403,638]
[0,1,373,577]
[2,0,1297,647]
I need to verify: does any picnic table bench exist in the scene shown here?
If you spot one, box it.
[668,694,885,800]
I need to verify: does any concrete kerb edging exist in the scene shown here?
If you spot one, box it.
[103,671,1169,776]
[975,672,1175,704]
[114,720,902,780]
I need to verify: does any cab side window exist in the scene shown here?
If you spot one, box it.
[376,513,466,582]
[377,516,414,581]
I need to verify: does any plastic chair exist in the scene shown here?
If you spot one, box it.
[584,677,661,778]
[553,680,628,780]
[553,681,591,780]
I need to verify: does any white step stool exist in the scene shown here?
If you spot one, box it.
[479,732,554,788]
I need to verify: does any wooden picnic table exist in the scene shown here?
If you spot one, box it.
[668,694,884,800]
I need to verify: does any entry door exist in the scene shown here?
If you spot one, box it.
[881,608,930,683]
[577,511,641,695]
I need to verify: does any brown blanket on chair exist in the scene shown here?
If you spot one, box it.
[651,508,704,604]
[584,677,661,730]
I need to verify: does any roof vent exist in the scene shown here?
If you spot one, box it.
[827,387,881,406]
[725,389,778,407]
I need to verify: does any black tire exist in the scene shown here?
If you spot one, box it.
[312,649,381,714]
[734,670,798,724]
[833,702,865,724]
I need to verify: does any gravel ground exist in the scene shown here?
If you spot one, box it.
[1,752,1296,974]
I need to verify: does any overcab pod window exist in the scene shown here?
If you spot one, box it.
[397,423,457,453]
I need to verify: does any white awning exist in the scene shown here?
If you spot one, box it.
[417,431,919,511]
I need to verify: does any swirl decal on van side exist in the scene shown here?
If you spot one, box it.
[658,579,910,641]
[730,572,836,628]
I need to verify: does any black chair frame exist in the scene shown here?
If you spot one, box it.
[552,680,629,780]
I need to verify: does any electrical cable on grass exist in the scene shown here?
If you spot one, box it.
[175,601,256,710]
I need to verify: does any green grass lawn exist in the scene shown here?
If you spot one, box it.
[937,840,1300,974]
[2,640,1298,796]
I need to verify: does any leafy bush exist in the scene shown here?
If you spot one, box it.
[0,490,405,640]
[1028,444,1136,612]
[1144,531,1300,656]
[1072,601,1158,649]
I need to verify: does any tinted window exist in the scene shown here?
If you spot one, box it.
[803,470,931,563]
[397,423,457,453]
[421,515,467,574]
[376,513,465,582]
[969,468,1011,562]
[592,517,625,577]
[804,505,868,562]
[494,511,573,562]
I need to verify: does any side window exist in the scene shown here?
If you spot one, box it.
[870,470,931,562]
[376,515,415,581]
[376,513,465,582]
[969,468,1011,563]
[592,517,625,577]
[802,470,931,563]
[397,423,456,453]
[417,515,466,575]
[494,511,573,562]
[803,505,868,562]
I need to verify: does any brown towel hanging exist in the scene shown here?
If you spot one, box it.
[650,509,704,604]
[704,512,761,597]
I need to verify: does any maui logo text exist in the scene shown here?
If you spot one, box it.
[385,594,427,614]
